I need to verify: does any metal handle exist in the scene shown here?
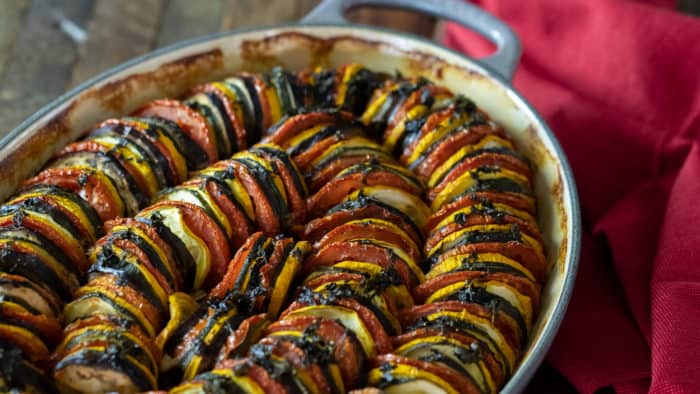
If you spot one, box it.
[301,0,521,81]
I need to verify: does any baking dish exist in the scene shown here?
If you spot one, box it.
[0,0,581,391]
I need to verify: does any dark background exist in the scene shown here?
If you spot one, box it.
[0,0,697,392]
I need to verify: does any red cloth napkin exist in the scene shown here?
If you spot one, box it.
[445,1,700,393]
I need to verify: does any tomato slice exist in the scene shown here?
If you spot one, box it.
[105,217,183,291]
[202,178,255,249]
[256,237,293,302]
[401,300,521,356]
[429,241,546,283]
[302,271,366,290]
[209,232,266,300]
[249,145,308,226]
[240,73,275,133]
[0,211,89,275]
[425,212,542,254]
[425,192,536,234]
[219,359,288,394]
[133,99,218,164]
[303,239,417,290]
[414,270,540,307]
[97,237,174,300]
[372,353,481,394]
[413,126,509,180]
[264,111,356,146]
[81,274,164,334]
[429,155,533,204]
[216,314,269,366]
[23,167,124,222]
[257,337,335,393]
[0,302,62,347]
[265,316,366,388]
[307,153,393,194]
[190,84,248,152]
[146,201,231,289]
[307,167,422,219]
[393,327,504,388]
[303,203,423,246]
[229,161,284,235]
[314,219,422,263]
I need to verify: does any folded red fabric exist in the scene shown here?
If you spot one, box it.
[445,1,700,392]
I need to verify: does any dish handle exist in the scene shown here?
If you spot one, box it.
[301,0,521,81]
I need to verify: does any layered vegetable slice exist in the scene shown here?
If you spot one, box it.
[0,65,546,393]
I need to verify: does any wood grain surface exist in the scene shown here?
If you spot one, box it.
[0,0,443,138]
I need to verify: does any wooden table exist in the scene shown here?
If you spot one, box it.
[1,0,697,392]
[0,0,441,138]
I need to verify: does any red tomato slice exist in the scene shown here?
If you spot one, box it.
[0,302,62,347]
[218,359,287,394]
[413,126,514,181]
[229,161,282,235]
[372,353,482,394]
[265,316,366,388]
[400,300,521,354]
[99,237,174,298]
[314,221,421,263]
[145,201,231,289]
[57,140,154,200]
[205,179,255,249]
[258,337,334,394]
[428,153,533,203]
[104,217,183,291]
[209,232,265,300]
[303,240,415,290]
[303,204,422,246]
[23,168,124,222]
[392,327,505,388]
[0,213,89,274]
[240,73,273,132]
[303,272,366,290]
[292,129,366,172]
[251,151,307,227]
[190,84,248,151]
[424,212,543,254]
[307,169,422,219]
[425,192,537,233]
[430,242,546,283]
[258,237,294,297]
[308,155,389,193]
[413,270,540,309]
[133,99,218,164]
[264,111,355,146]
[216,314,269,366]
